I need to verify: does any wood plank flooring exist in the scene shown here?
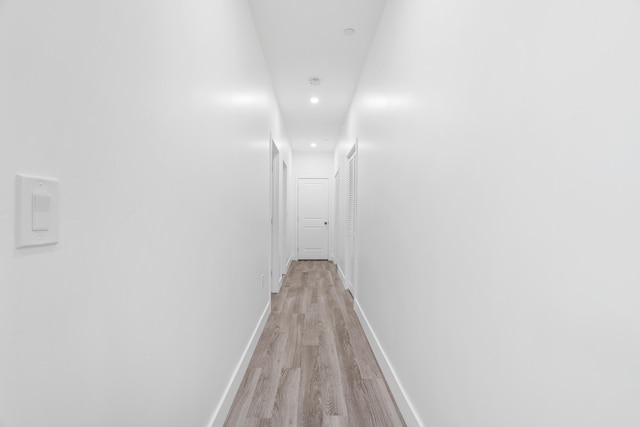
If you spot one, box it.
[225,261,406,427]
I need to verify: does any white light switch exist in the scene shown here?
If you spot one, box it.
[32,192,51,231]
[16,174,59,248]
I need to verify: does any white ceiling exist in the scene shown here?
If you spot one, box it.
[249,0,388,152]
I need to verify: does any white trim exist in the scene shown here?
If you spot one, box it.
[285,253,294,273]
[208,301,271,427]
[270,137,281,293]
[281,161,289,279]
[337,264,348,290]
[331,169,340,266]
[354,298,425,427]
[346,143,357,159]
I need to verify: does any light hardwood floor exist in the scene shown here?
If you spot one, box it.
[224,260,406,427]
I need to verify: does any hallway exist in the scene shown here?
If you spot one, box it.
[225,261,405,426]
[2,0,640,426]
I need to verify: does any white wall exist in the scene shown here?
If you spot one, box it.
[335,1,640,426]
[293,151,334,180]
[0,1,289,426]
[292,151,334,262]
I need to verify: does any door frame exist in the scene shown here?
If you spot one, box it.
[345,139,358,295]
[270,137,281,293]
[332,169,340,263]
[281,161,289,277]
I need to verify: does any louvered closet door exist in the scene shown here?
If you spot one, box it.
[346,148,358,290]
[348,154,357,238]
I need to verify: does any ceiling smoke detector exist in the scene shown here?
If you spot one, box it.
[309,77,321,86]
[344,28,356,36]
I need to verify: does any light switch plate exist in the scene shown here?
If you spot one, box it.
[16,174,59,248]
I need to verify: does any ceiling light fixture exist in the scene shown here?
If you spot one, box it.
[344,28,356,36]
[310,97,319,104]
[310,143,317,148]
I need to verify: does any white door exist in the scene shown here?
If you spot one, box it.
[298,178,329,260]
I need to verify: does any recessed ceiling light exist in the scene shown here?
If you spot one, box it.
[310,143,317,147]
[344,28,356,36]
[310,97,319,104]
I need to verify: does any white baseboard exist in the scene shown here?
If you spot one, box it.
[208,300,271,427]
[336,264,348,290]
[354,299,425,427]
[285,253,294,272]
